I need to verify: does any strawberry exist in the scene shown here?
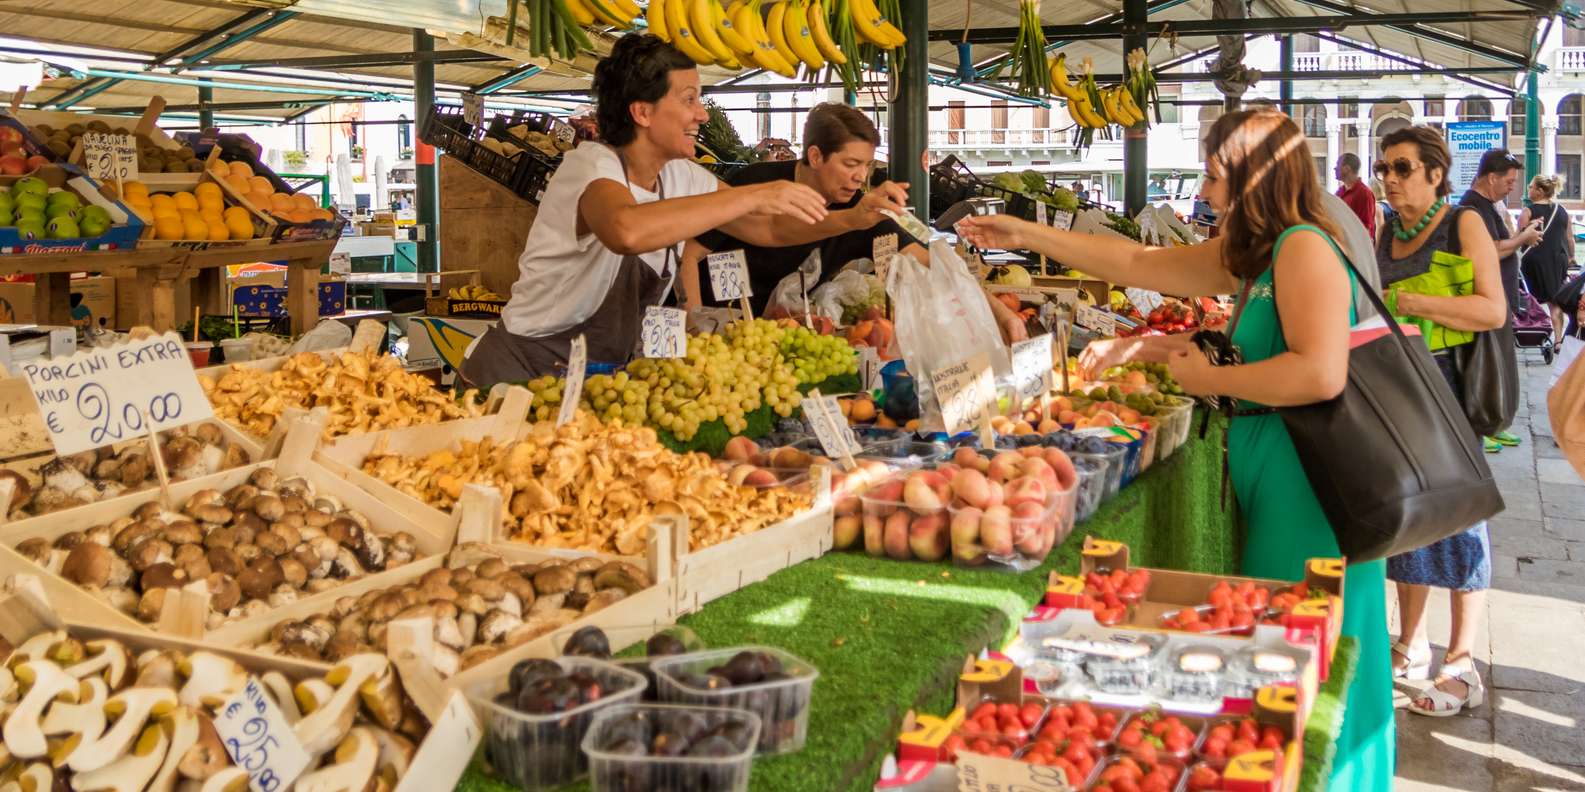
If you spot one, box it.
[1188,764,1223,791]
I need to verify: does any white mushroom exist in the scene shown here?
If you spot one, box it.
[258,673,300,724]
[194,766,247,792]
[292,655,389,756]
[65,640,133,690]
[370,728,415,789]
[3,661,80,759]
[73,722,168,792]
[175,714,227,781]
[7,631,69,666]
[147,706,201,792]
[176,654,247,709]
[68,687,178,773]
[295,727,378,792]
[0,763,53,792]
[42,676,108,767]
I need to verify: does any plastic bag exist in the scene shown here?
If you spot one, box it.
[886,239,1010,432]
[762,249,823,319]
[287,318,352,354]
[812,269,883,324]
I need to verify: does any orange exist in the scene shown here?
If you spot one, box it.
[247,190,274,210]
[206,219,229,241]
[180,211,208,240]
[223,205,250,222]
[150,193,176,210]
[225,174,251,196]
[122,181,149,201]
[172,191,198,211]
[269,193,293,212]
[228,160,253,179]
[248,176,272,194]
[290,192,317,210]
[154,216,184,240]
[195,182,222,201]
[206,159,229,177]
[225,213,253,240]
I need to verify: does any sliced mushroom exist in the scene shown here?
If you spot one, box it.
[132,651,180,689]
[64,640,133,690]
[147,706,200,792]
[72,721,167,792]
[358,668,405,731]
[41,676,108,767]
[257,673,301,724]
[3,661,80,759]
[67,686,177,773]
[370,728,415,790]
[294,726,378,792]
[175,654,247,709]
[293,655,389,756]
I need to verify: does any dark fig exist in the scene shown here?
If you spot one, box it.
[650,729,690,757]
[604,737,648,756]
[561,625,612,659]
[685,734,737,757]
[664,710,710,743]
[603,712,653,748]
[645,632,688,656]
[566,670,604,704]
[508,658,563,694]
[756,651,784,676]
[676,672,731,691]
[515,676,580,714]
[722,651,765,685]
[706,720,755,752]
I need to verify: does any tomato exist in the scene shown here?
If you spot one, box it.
[970,738,993,753]
[941,734,965,761]
[1053,757,1082,786]
[1201,736,1227,759]
[1227,738,1256,757]
[1118,727,1143,748]
[971,702,997,722]
[993,744,1014,758]
[1188,764,1222,791]
[1261,725,1288,750]
[1141,776,1171,792]
[1073,703,1099,730]
[1020,702,1044,728]
[1113,778,1142,792]
[1236,719,1259,743]
[997,702,1019,721]
[1208,724,1233,743]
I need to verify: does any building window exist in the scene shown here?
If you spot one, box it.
[1559,95,1582,136]
[1315,156,1328,186]
[1424,97,1444,119]
[1457,97,1493,121]
[1339,101,1357,139]
[1566,27,1585,47]
[948,101,965,144]
[397,114,411,151]
[1032,106,1049,144]
[1300,105,1327,138]
[295,121,307,152]
[992,100,1008,144]
[755,92,771,141]
[1561,155,1582,200]
[1294,33,1320,53]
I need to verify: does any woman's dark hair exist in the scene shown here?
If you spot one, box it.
[1203,109,1340,280]
[1379,125,1454,198]
[802,103,880,163]
[593,34,697,147]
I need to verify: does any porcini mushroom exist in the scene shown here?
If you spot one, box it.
[4,661,80,759]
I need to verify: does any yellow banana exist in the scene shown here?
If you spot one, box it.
[715,0,756,55]
[737,1,799,76]
[689,0,735,62]
[1099,86,1126,126]
[614,0,643,18]
[584,0,632,26]
[808,0,847,64]
[1072,94,1107,128]
[666,0,717,63]
[850,0,903,47]
[783,0,825,70]
[766,2,800,70]
[1117,85,1147,126]
[563,0,597,26]
[647,0,672,40]
[718,52,743,69]
[1049,54,1083,101]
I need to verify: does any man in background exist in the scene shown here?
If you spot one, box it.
[1334,153,1377,240]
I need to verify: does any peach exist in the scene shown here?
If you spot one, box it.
[953,539,987,565]
[1037,418,1061,433]
[980,505,1014,556]
[726,464,757,486]
[984,480,1005,509]
[884,511,913,559]
[770,446,815,469]
[833,515,862,549]
[950,468,991,509]
[863,514,886,556]
[950,507,982,547]
[934,464,960,483]
[987,452,1024,483]
[835,493,861,517]
[1013,420,1037,436]
[743,468,778,488]
[1058,409,1081,424]
[1011,499,1046,524]
[904,474,944,514]
[1018,446,1043,459]
[991,415,1013,434]
[909,514,949,561]
[1042,447,1077,490]
[1005,476,1048,508]
[870,478,904,506]
[723,435,760,462]
[951,447,980,468]
[1018,457,1060,492]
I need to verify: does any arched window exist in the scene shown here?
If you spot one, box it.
[397,114,411,151]
[1300,105,1327,138]
[1559,94,1582,136]
[1457,97,1493,122]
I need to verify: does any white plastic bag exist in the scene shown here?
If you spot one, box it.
[812,269,882,324]
[762,249,823,319]
[886,239,1010,432]
[287,318,353,354]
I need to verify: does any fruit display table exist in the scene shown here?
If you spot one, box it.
[456,413,1359,792]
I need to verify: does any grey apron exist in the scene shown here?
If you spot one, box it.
[460,149,677,388]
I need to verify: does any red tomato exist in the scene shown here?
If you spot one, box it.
[997,702,1019,721]
[1020,702,1044,728]
[1201,737,1228,760]
[1261,726,1287,750]
[1188,764,1222,791]
[994,744,1013,758]
[1227,738,1256,757]
[970,738,992,754]
[1208,724,1233,742]
[941,734,965,761]
[1118,727,1143,748]
[971,702,996,722]
[1236,719,1259,743]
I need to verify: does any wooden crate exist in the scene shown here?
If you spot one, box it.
[0,420,455,641]
[0,588,479,792]
[131,170,279,249]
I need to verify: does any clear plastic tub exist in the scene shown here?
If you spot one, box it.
[468,656,647,790]
[855,438,949,468]
[1072,457,1105,522]
[858,471,950,561]
[1070,445,1126,499]
[549,625,705,703]
[652,646,819,754]
[1223,644,1307,699]
[1081,632,1167,695]
[957,698,1049,749]
[1153,396,1195,462]
[582,704,762,792]
[941,448,1077,571]
[218,337,254,363]
[1160,644,1228,705]
[1090,754,1187,790]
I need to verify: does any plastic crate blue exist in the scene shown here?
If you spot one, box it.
[0,163,144,255]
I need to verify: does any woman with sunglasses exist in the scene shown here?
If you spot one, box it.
[958,108,1393,792]
[1373,125,1508,717]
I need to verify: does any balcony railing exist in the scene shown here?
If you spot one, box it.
[928,128,1068,147]
[1559,47,1585,72]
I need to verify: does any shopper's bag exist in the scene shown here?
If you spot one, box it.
[886,240,1009,431]
[1549,337,1585,481]
[1447,207,1521,436]
[1274,255,1504,562]
[1552,333,1583,389]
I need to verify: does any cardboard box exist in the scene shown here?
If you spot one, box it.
[68,275,115,331]
[403,315,496,384]
[0,281,33,323]
[0,163,144,255]
[230,272,346,318]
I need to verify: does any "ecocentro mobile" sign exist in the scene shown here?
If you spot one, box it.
[1446,121,1508,196]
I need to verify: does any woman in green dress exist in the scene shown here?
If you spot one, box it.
[957,108,1393,791]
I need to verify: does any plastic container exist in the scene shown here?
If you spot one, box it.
[1081,632,1167,695]
[858,471,950,561]
[184,341,213,367]
[940,447,1077,570]
[1072,456,1105,522]
[1160,645,1228,705]
[218,337,254,363]
[855,438,948,468]
[1069,444,1126,499]
[652,646,818,754]
[582,704,761,792]
[1090,754,1187,790]
[549,625,705,702]
[957,698,1049,748]
[468,656,647,790]
[1223,644,1307,699]
[1117,711,1208,762]
[1153,395,1196,462]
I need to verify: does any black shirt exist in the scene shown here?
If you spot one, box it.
[695,160,921,315]
[1458,189,1523,313]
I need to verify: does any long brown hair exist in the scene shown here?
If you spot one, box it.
[1204,109,1339,279]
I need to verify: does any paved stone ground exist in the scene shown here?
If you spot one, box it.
[1392,349,1585,792]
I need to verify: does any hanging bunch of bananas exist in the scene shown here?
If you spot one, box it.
[1097,82,1146,126]
[1050,54,1108,149]
[1125,46,1159,128]
[505,0,596,60]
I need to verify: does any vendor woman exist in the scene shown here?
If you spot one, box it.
[461,35,909,387]
[679,103,1027,343]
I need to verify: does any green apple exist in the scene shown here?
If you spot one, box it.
[45,216,79,239]
[11,176,46,198]
[15,193,44,214]
[0,209,11,227]
[77,215,107,237]
[79,205,110,226]
[16,207,43,225]
[0,192,15,212]
[15,219,44,239]
[45,203,78,221]
[46,191,80,210]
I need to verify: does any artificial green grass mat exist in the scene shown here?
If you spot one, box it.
[456,414,1350,791]
[1300,636,1359,792]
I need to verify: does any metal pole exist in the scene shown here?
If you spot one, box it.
[891,0,929,221]
[1123,0,1147,215]
[1524,69,1540,179]
[197,81,214,133]
[413,29,440,273]
[1278,35,1294,116]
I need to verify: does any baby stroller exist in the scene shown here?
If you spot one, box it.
[1514,290,1556,363]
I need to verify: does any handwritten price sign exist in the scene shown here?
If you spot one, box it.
[214,677,312,792]
[558,335,586,427]
[1075,305,1116,337]
[80,132,138,183]
[641,306,687,358]
[956,749,1075,791]
[20,332,214,456]
[930,352,996,436]
[707,250,752,301]
[804,392,861,459]
[1010,334,1054,403]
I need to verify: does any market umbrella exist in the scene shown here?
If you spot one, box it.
[334,153,355,209]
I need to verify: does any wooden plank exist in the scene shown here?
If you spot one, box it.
[202,556,445,651]
[438,155,537,299]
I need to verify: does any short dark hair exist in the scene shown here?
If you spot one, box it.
[1337,152,1360,173]
[1380,125,1454,198]
[593,34,696,148]
[801,103,880,163]
[1476,148,1522,177]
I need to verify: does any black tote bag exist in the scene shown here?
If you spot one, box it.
[1446,206,1520,437]
[1266,253,1504,562]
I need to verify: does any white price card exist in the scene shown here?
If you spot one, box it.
[707,250,752,301]
[1049,209,1075,231]
[1075,304,1116,337]
[1125,287,1164,315]
[858,345,883,391]
[462,92,484,127]
[804,392,861,459]
[930,353,997,436]
[80,132,138,183]
[1010,334,1054,403]
[328,251,352,275]
[1051,288,1081,317]
[956,749,1074,792]
[873,232,899,265]
[19,331,214,457]
[558,335,586,427]
[641,306,687,358]
[215,676,313,792]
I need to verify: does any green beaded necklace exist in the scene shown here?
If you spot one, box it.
[1393,196,1447,241]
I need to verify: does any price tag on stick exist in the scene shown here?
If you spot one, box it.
[804,388,860,468]
[80,132,138,191]
[1010,333,1054,410]
[462,92,484,127]
[930,353,996,439]
[641,306,687,358]
[1035,202,1049,275]
[557,335,587,427]
[1125,287,1164,315]
[707,249,754,318]
[1076,305,1116,338]
[873,232,899,267]
[19,331,215,457]
[214,677,313,792]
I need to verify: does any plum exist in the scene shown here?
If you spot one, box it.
[508,658,563,695]
[515,676,580,714]
[646,632,689,657]
[562,625,612,659]
[723,651,767,685]
[603,712,654,748]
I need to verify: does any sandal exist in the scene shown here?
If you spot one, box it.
[1407,661,1485,717]
[1392,640,1432,681]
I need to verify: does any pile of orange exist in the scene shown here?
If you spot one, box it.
[205,159,332,224]
[120,180,253,241]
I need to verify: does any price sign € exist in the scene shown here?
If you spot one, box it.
[1010,334,1054,403]
[707,250,752,301]
[19,332,214,457]
[641,306,687,358]
[557,335,587,427]
[930,352,997,436]
[214,676,312,792]
[80,132,138,183]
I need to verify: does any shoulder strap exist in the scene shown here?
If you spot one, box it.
[1446,205,1473,256]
